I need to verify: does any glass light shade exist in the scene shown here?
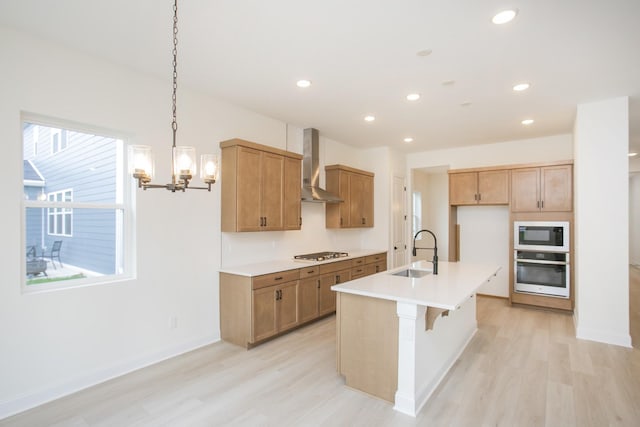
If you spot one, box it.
[128,145,154,178]
[173,146,196,177]
[200,154,219,183]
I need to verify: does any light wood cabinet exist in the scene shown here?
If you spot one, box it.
[325,165,374,228]
[220,252,387,348]
[511,165,572,212]
[283,156,302,230]
[220,139,302,232]
[449,170,509,205]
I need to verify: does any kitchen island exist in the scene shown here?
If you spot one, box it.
[332,261,500,417]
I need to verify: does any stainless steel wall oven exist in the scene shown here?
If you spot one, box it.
[514,250,570,298]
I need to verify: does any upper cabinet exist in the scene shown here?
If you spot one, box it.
[325,165,374,228]
[511,164,573,212]
[449,170,510,205]
[220,139,302,232]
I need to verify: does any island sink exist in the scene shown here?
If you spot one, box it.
[391,269,431,278]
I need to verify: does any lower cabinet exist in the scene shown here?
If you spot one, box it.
[252,281,298,342]
[220,252,387,348]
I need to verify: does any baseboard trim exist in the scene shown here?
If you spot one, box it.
[0,334,220,421]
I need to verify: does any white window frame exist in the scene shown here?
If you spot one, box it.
[22,113,134,293]
[50,128,68,154]
[47,189,73,237]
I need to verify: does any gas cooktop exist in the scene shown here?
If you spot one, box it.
[294,251,349,262]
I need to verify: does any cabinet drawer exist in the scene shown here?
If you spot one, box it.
[299,266,319,278]
[252,270,299,290]
[351,266,367,279]
[351,257,365,267]
[366,253,387,264]
[319,260,352,275]
[365,262,387,276]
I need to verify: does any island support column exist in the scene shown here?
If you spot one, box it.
[394,295,478,417]
[394,302,419,416]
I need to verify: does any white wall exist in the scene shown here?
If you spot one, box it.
[574,97,631,347]
[458,206,510,297]
[0,26,391,418]
[407,134,573,171]
[631,174,640,266]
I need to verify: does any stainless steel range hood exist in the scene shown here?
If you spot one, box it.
[301,128,343,203]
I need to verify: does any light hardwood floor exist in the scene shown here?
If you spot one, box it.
[3,270,640,427]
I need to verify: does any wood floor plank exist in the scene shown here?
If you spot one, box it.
[2,268,639,426]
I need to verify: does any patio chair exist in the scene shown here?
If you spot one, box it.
[44,240,63,269]
[26,245,47,277]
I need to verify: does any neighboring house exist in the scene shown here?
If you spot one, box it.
[23,123,120,275]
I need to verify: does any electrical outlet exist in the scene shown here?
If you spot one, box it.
[169,316,178,329]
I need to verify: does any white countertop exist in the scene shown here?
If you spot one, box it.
[332,261,501,310]
[219,249,386,277]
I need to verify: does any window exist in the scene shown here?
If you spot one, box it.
[22,115,131,290]
[47,189,73,236]
[51,128,68,154]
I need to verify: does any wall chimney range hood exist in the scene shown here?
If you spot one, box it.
[301,128,343,203]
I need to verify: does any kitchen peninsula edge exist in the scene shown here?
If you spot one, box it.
[332,261,500,417]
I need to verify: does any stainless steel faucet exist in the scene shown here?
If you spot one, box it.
[412,229,438,275]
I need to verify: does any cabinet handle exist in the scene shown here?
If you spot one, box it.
[317,280,320,289]
[536,201,540,208]
[299,217,302,227]
[264,217,267,227]
[307,270,315,275]
[474,193,477,201]
[340,217,343,226]
[274,276,283,281]
[541,200,544,209]
[478,193,481,201]
[336,274,341,283]
[275,290,279,301]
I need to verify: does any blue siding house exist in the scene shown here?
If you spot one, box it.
[23,123,121,276]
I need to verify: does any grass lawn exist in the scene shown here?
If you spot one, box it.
[27,273,86,285]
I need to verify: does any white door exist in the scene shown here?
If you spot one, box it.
[392,175,407,268]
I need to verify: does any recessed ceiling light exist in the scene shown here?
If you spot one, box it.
[513,83,530,92]
[630,152,638,157]
[364,115,376,122]
[296,79,311,88]
[416,49,432,57]
[442,80,456,86]
[460,101,472,107]
[522,119,534,125]
[404,137,414,143]
[492,9,518,25]
[406,93,421,101]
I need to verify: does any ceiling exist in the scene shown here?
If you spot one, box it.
[1,0,639,155]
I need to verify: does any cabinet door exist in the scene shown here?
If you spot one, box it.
[277,281,299,332]
[298,277,319,323]
[449,172,478,205]
[541,165,572,212]
[261,152,284,230]
[511,168,541,212]
[478,170,509,205]
[361,174,374,227]
[319,273,337,316]
[283,156,301,230]
[236,147,263,231]
[252,286,277,342]
[348,172,366,227]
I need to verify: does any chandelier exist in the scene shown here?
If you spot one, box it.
[128,0,218,192]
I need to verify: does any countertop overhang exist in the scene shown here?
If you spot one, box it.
[332,261,500,310]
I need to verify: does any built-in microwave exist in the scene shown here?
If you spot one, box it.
[514,221,569,252]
